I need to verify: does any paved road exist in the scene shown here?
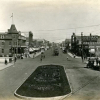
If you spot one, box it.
[0,48,100,100]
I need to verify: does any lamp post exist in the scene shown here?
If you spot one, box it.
[90,33,92,57]
[81,32,83,58]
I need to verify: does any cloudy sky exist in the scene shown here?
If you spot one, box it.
[0,0,100,42]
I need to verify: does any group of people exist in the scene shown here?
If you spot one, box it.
[95,57,100,66]
[32,51,45,61]
[87,57,100,68]
[4,56,17,65]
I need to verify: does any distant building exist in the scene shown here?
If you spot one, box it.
[71,33,100,56]
[29,31,33,46]
[0,24,26,56]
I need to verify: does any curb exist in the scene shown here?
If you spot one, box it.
[14,65,72,100]
[14,90,68,100]
[59,66,73,100]
[0,63,13,71]
[29,52,41,59]
[68,52,81,58]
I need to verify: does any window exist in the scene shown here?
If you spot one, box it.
[13,42,16,45]
[1,35,4,39]
[13,35,16,38]
[18,42,20,46]
[2,49,4,53]
[16,42,17,45]
[2,42,4,45]
[9,41,11,45]
[9,49,11,53]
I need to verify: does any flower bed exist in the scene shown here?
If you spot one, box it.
[15,65,71,97]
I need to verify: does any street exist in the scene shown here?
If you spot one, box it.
[0,48,100,100]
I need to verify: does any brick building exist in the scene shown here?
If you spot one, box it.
[71,33,100,56]
[0,24,26,56]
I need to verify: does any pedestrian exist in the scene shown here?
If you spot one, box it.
[67,56,68,60]
[98,57,100,70]
[73,54,76,58]
[43,52,45,58]
[9,58,12,63]
[84,53,87,60]
[14,56,17,62]
[40,52,45,61]
[40,52,43,61]
[5,58,8,65]
[33,53,35,59]
[81,55,84,62]
[96,57,99,66]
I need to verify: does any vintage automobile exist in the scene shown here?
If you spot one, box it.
[86,57,100,70]
[53,48,59,56]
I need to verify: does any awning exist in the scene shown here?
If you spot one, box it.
[29,48,33,52]
[89,49,95,54]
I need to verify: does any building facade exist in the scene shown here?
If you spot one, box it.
[0,24,26,56]
[71,33,100,56]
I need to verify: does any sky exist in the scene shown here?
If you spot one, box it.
[1,0,100,42]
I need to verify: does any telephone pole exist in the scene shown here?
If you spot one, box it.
[81,32,83,59]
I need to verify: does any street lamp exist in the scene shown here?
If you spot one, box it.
[81,32,83,58]
[90,33,92,57]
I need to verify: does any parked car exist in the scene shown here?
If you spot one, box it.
[87,57,100,70]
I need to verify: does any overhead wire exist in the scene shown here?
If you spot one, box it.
[0,23,100,32]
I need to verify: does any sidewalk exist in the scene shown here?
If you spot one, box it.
[29,52,41,58]
[0,52,41,71]
[0,63,13,71]
[68,52,81,58]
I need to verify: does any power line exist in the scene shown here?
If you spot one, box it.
[90,29,100,33]
[33,24,100,32]
[1,23,100,32]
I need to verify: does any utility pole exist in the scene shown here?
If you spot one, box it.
[81,32,83,59]
[90,33,91,57]
[16,38,18,57]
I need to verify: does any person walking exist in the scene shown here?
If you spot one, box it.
[40,52,45,61]
[33,52,35,59]
[81,55,84,62]
[40,52,43,61]
[13,56,16,67]
[96,56,99,66]
[73,54,76,58]
[5,58,8,65]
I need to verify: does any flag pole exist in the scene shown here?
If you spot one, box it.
[11,13,14,24]
[12,13,13,24]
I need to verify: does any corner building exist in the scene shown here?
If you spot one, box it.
[0,24,26,56]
